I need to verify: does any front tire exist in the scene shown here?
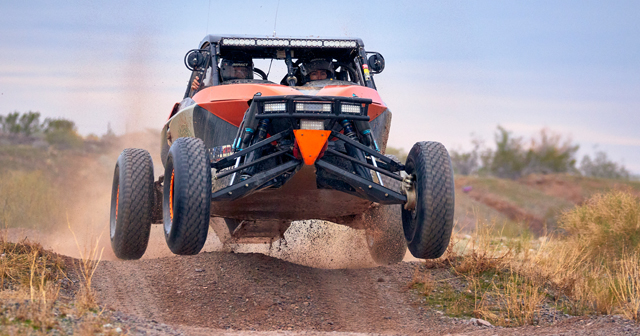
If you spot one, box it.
[402,141,455,259]
[110,148,154,260]
[163,137,211,255]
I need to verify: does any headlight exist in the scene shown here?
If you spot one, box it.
[295,103,331,112]
[300,119,324,130]
[340,104,361,114]
[264,102,286,112]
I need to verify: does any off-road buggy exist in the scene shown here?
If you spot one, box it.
[109,35,455,265]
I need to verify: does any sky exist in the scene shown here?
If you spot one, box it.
[1,0,639,172]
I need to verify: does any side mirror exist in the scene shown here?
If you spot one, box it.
[184,49,207,71]
[367,53,385,74]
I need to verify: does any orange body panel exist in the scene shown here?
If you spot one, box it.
[193,83,302,103]
[190,83,386,127]
[293,130,331,165]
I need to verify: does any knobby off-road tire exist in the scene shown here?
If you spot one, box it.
[363,155,407,265]
[402,142,455,259]
[110,148,154,260]
[163,137,211,255]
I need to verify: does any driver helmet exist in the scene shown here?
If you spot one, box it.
[300,58,334,82]
[220,57,254,81]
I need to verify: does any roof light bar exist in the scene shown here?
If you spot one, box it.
[222,38,357,48]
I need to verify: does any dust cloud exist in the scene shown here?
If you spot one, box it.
[1,128,396,268]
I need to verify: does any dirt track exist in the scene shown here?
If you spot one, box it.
[92,250,640,336]
[93,251,459,334]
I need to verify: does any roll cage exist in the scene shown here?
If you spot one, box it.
[184,35,382,99]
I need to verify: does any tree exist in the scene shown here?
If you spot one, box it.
[580,151,630,180]
[43,118,82,148]
[523,128,579,175]
[488,126,526,179]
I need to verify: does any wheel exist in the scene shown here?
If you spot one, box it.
[402,142,455,259]
[110,148,154,260]
[163,137,211,255]
[364,204,407,265]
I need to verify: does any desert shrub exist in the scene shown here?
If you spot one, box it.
[560,190,639,260]
[580,151,631,180]
[43,118,82,149]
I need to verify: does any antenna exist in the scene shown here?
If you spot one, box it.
[206,0,212,34]
[272,0,280,37]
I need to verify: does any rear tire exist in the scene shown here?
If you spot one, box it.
[364,155,407,265]
[364,204,407,265]
[110,148,154,260]
[163,137,211,255]
[402,141,455,259]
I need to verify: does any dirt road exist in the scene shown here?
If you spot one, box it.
[92,250,639,336]
[93,251,467,334]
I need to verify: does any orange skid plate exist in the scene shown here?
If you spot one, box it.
[293,130,331,165]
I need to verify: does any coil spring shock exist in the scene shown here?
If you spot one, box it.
[340,120,371,180]
[341,120,357,139]
[255,119,270,141]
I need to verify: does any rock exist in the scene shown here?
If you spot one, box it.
[103,323,113,328]
[470,318,493,327]
[115,327,123,333]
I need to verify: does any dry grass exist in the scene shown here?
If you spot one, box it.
[68,220,104,313]
[0,170,66,230]
[0,237,65,332]
[560,189,640,259]
[413,189,640,325]
[0,225,108,333]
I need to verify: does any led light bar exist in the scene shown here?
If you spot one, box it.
[264,102,287,112]
[222,38,357,48]
[300,119,324,130]
[296,103,331,112]
[340,104,361,114]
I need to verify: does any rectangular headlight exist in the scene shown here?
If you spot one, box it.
[295,103,331,112]
[340,104,361,114]
[300,119,324,130]
[264,102,286,112]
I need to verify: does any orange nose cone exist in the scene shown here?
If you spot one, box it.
[293,130,331,165]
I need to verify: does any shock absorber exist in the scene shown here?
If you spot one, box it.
[341,119,357,139]
[341,120,371,181]
[241,119,271,180]
[255,119,270,141]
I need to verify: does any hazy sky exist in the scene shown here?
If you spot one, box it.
[1,1,639,172]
